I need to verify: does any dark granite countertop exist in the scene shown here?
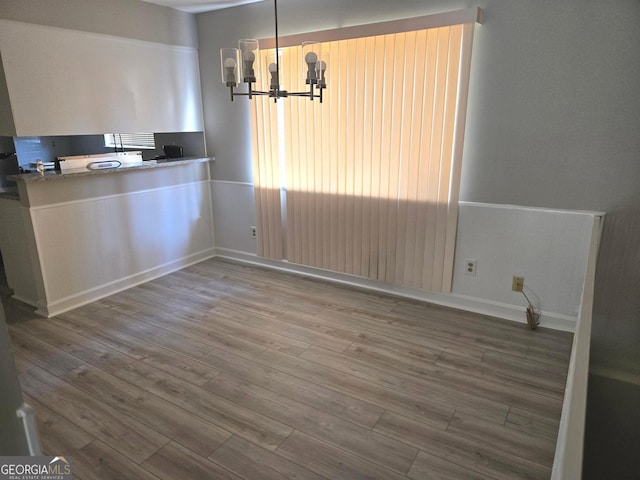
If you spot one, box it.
[8,157,214,184]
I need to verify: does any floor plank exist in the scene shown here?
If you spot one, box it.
[62,364,231,456]
[18,363,169,463]
[5,257,572,480]
[210,304,352,353]
[447,411,556,466]
[407,450,495,480]
[23,394,94,455]
[300,346,510,423]
[142,441,243,480]
[113,360,293,452]
[438,350,567,398]
[9,327,86,376]
[210,435,325,480]
[295,306,487,361]
[49,313,220,386]
[71,440,162,480]
[201,349,385,428]
[203,372,418,474]
[254,348,455,429]
[375,411,552,480]
[15,317,134,373]
[506,406,562,442]
[276,430,408,480]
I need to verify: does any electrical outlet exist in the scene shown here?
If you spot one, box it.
[250,226,257,239]
[464,259,477,276]
[512,276,524,292]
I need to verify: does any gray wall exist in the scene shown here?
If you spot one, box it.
[0,298,30,455]
[583,374,640,479]
[0,0,197,48]
[196,0,640,379]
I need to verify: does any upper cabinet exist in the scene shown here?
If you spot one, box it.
[0,20,204,137]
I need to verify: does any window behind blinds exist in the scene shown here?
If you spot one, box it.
[251,17,475,293]
[104,133,156,149]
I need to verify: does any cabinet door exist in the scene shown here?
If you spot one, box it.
[0,20,204,136]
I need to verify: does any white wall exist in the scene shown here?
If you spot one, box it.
[453,203,600,330]
[20,163,215,317]
[0,0,197,48]
[197,0,640,376]
[0,20,204,136]
[210,180,257,254]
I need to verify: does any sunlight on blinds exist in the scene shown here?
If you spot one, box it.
[251,22,474,293]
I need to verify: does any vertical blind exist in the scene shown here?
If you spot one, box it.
[251,22,474,293]
[104,133,156,149]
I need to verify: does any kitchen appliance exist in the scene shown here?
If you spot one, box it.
[0,296,41,455]
[163,145,184,159]
[57,151,143,172]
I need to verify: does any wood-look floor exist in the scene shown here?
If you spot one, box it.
[5,258,573,480]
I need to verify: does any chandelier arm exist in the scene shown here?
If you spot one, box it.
[230,90,271,97]
[222,0,327,103]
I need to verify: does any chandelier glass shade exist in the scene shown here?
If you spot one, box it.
[220,0,327,103]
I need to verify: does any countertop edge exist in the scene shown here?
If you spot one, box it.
[8,157,215,183]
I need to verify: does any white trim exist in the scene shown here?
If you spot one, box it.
[211,179,254,187]
[16,404,42,456]
[259,8,483,48]
[37,247,216,318]
[551,215,603,480]
[446,294,576,332]
[29,180,212,211]
[459,201,606,218]
[214,247,577,332]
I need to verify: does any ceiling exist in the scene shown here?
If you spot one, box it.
[141,0,264,14]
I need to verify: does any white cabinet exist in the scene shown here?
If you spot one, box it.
[0,20,204,136]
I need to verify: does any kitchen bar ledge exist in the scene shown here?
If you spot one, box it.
[0,157,216,317]
[10,157,213,183]
[9,157,214,207]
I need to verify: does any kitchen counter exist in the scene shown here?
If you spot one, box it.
[1,156,216,317]
[8,157,213,184]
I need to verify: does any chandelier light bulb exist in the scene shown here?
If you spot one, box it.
[268,62,279,89]
[221,1,326,102]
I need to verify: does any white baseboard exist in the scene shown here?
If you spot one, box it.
[39,248,216,318]
[214,247,576,332]
[448,294,576,332]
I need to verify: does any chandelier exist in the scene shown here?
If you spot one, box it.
[220,0,327,103]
